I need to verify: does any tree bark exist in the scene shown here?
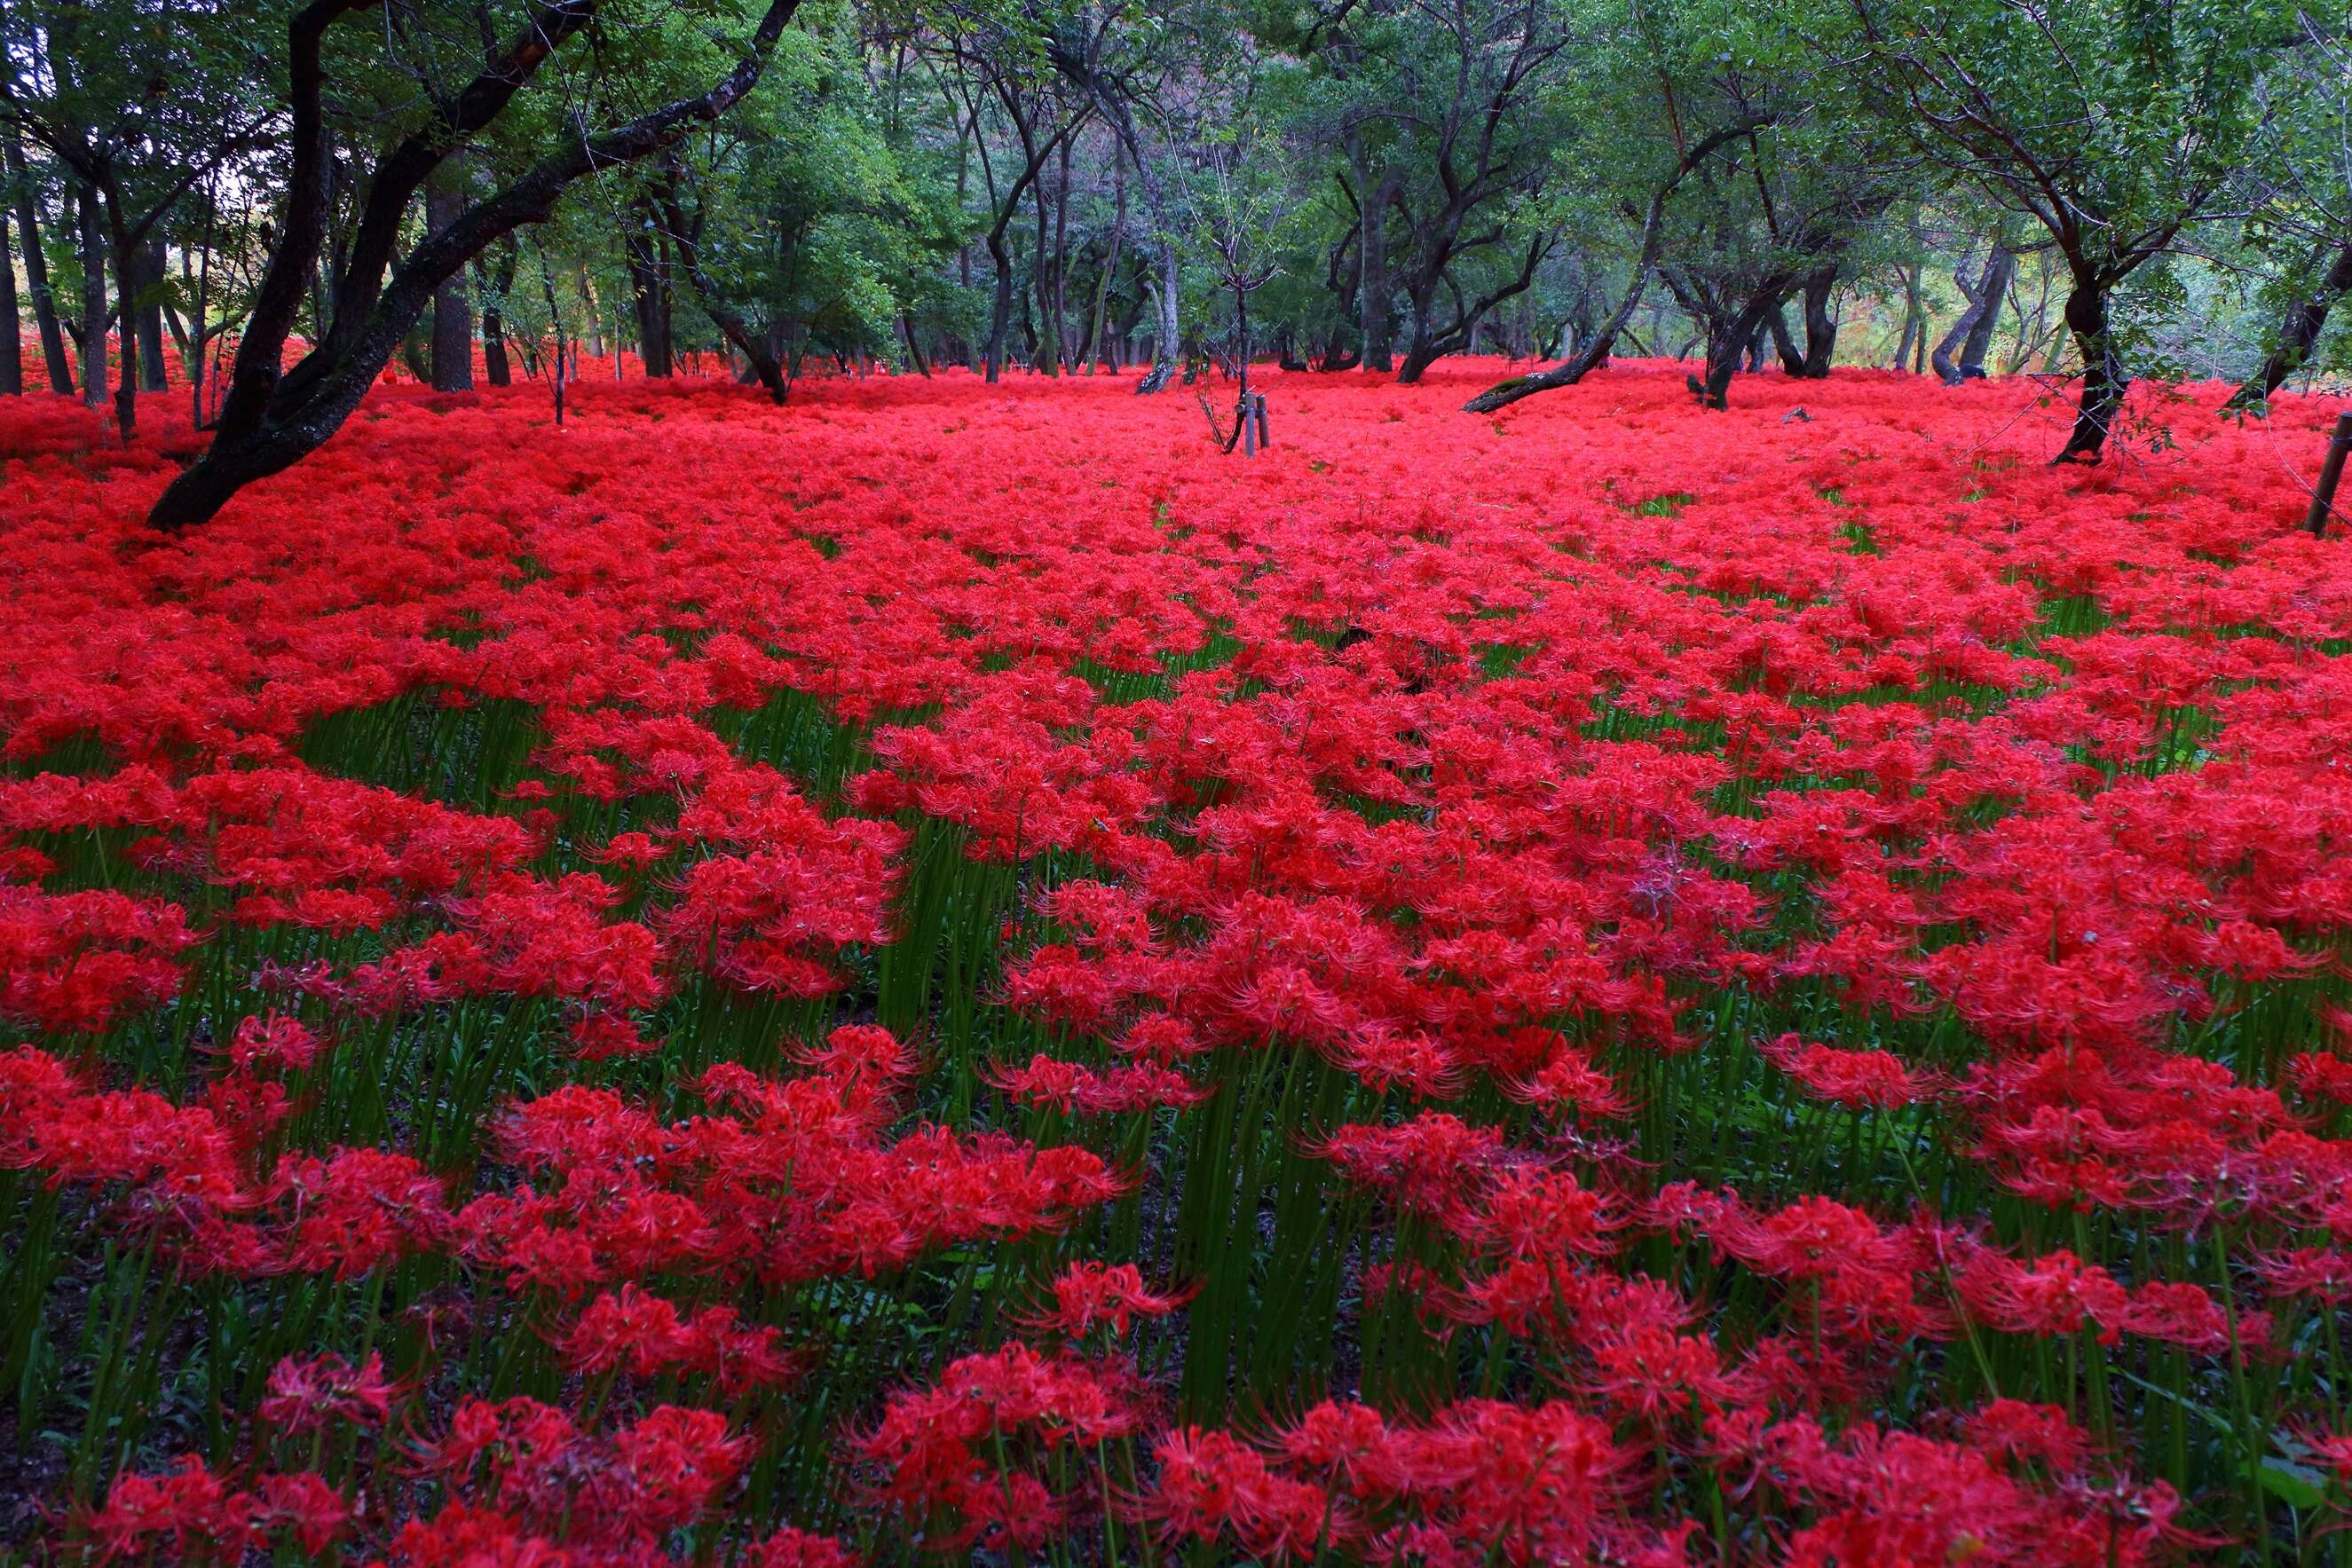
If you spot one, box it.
[1047,38,1179,393]
[2056,279,2124,462]
[1891,263,1920,374]
[1361,167,1399,373]
[1958,248,2013,376]
[100,182,141,439]
[1765,303,1804,374]
[1931,250,1991,384]
[1799,269,1836,378]
[7,139,72,395]
[627,203,673,377]
[0,199,18,395]
[75,185,107,409]
[1085,158,1125,371]
[478,243,515,387]
[137,241,168,391]
[1399,230,1550,383]
[2228,239,2352,410]
[1693,294,1780,408]
[427,179,473,390]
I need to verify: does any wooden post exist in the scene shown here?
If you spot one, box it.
[1254,392,1269,451]
[2308,411,2352,536]
[1241,396,1256,457]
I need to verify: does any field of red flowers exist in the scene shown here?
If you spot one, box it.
[4,359,2351,1565]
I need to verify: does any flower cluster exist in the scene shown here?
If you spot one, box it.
[6,359,2351,1561]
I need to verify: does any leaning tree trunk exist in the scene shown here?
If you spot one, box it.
[1957,248,2013,377]
[1463,117,1773,415]
[1690,288,1787,409]
[1049,41,1180,394]
[1694,316,1745,409]
[427,181,473,391]
[2056,278,2124,462]
[1137,235,1180,393]
[1396,315,1443,384]
[2228,238,2352,411]
[1766,303,1806,374]
[658,180,790,406]
[1931,250,1994,385]
[984,225,1015,383]
[145,0,807,532]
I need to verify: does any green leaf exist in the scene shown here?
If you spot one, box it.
[2254,1456,2328,1512]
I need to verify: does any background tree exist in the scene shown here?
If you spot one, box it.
[145,0,812,531]
[1847,0,2290,460]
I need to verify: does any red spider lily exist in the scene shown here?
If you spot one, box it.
[740,1527,862,1568]
[553,1283,803,1389]
[983,1052,1207,1115]
[1127,1426,1339,1562]
[1740,1412,2184,1567]
[0,884,195,1033]
[1027,1260,1196,1337]
[73,1456,351,1564]
[856,1345,1148,1553]
[258,1349,396,1435]
[6,364,2351,1560]
[411,1398,748,1549]
[1757,1030,1942,1109]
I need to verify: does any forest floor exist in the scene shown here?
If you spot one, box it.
[4,360,2352,1564]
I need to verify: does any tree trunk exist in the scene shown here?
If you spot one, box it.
[101,185,141,439]
[626,206,673,378]
[478,247,514,387]
[1765,303,1805,374]
[658,180,789,405]
[1890,264,1919,374]
[1463,117,1772,414]
[1049,43,1180,394]
[1694,316,1746,408]
[1139,235,1179,392]
[1396,322,1440,383]
[985,224,1014,382]
[1087,161,1125,372]
[1799,269,1836,378]
[1361,168,1399,373]
[7,141,72,395]
[1930,250,1990,384]
[146,0,809,531]
[76,186,107,409]
[2056,278,2124,462]
[427,181,473,391]
[137,241,168,391]
[1958,248,2013,376]
[0,201,18,395]
[1686,287,1787,410]
[2228,239,2352,410]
